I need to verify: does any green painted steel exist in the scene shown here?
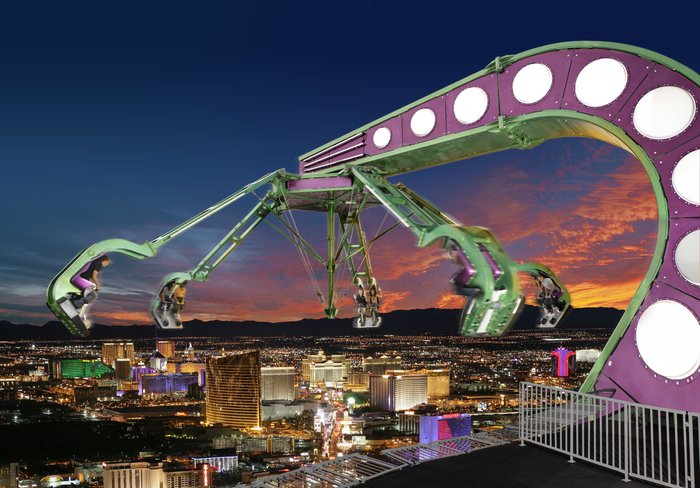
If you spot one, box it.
[47,170,288,337]
[353,168,530,335]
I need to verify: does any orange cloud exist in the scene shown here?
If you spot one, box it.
[435,293,464,309]
[94,310,152,324]
[567,277,648,309]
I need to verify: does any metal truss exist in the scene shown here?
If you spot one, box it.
[247,453,400,488]
[381,431,508,466]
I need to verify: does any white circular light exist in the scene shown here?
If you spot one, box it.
[672,150,700,205]
[453,87,488,124]
[633,86,696,140]
[575,58,628,107]
[410,108,436,137]
[675,230,700,286]
[512,63,553,104]
[372,127,392,149]
[636,300,700,380]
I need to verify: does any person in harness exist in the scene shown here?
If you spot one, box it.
[367,280,382,322]
[172,282,187,314]
[159,280,177,312]
[71,255,111,309]
[355,283,368,326]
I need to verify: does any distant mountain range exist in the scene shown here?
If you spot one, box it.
[0,305,624,340]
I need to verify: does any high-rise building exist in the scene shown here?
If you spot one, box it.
[185,343,196,361]
[551,347,576,377]
[53,359,114,379]
[301,351,349,386]
[363,355,402,375]
[103,462,161,488]
[115,358,132,381]
[156,341,176,359]
[301,351,327,382]
[346,372,370,392]
[140,373,199,396]
[0,463,18,488]
[370,372,428,412]
[398,412,420,434]
[260,367,296,401]
[103,462,204,488]
[191,456,238,473]
[148,351,167,372]
[206,351,261,429]
[399,369,450,398]
[173,362,207,386]
[309,361,345,386]
[102,342,135,367]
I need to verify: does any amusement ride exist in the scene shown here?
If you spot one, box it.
[47,41,700,412]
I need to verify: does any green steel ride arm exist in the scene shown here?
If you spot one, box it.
[47,169,287,337]
[352,167,525,335]
[150,195,280,329]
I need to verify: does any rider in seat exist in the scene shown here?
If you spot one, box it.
[367,279,382,322]
[355,282,368,326]
[71,255,111,311]
[172,282,187,314]
[159,280,177,312]
[534,271,565,325]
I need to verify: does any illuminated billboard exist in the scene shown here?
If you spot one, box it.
[419,413,471,444]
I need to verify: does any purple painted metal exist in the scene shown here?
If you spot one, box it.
[400,96,448,147]
[445,73,500,133]
[654,136,700,217]
[497,50,573,117]
[365,116,404,156]
[300,133,366,173]
[613,64,700,156]
[450,242,476,286]
[596,283,700,412]
[287,176,353,191]
[657,217,700,297]
[479,244,503,279]
[561,49,653,122]
[298,45,700,412]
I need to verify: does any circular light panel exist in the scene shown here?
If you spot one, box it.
[372,127,392,149]
[512,63,553,105]
[636,300,700,380]
[453,87,488,124]
[672,150,700,205]
[675,230,700,286]
[633,86,696,140]
[575,58,628,108]
[410,108,436,137]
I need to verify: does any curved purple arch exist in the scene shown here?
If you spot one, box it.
[299,42,700,412]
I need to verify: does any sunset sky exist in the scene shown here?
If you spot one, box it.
[1,3,696,326]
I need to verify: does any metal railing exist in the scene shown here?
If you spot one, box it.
[519,382,699,488]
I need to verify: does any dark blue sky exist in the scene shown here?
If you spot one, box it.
[2,3,699,324]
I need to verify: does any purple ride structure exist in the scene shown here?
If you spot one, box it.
[48,41,700,414]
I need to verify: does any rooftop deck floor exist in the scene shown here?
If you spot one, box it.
[363,443,651,488]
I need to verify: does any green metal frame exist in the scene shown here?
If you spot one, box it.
[352,167,569,335]
[47,169,287,336]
